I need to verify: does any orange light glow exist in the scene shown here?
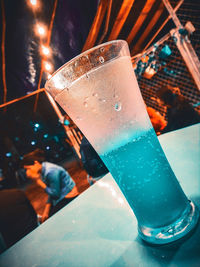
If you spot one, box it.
[35,24,46,37]
[41,45,50,56]
[47,73,52,79]
[28,0,41,10]
[30,0,37,6]
[44,61,53,72]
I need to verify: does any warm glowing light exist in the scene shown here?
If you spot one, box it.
[38,26,45,35]
[47,73,52,79]
[30,0,37,6]
[44,61,53,71]
[35,24,46,37]
[28,0,41,10]
[41,45,50,56]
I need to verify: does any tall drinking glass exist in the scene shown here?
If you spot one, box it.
[45,40,199,244]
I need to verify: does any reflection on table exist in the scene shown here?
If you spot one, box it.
[0,123,199,267]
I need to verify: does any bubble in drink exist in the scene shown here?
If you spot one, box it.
[83,102,88,107]
[100,128,188,228]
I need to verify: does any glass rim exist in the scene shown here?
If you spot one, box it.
[45,39,128,85]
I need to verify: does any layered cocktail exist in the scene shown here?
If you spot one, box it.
[45,40,199,244]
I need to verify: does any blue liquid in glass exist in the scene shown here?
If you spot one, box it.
[100,128,188,228]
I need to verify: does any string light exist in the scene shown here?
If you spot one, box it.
[44,72,52,80]
[47,73,52,79]
[44,61,53,72]
[35,23,47,37]
[27,0,55,82]
[28,0,41,10]
[41,45,51,56]
[30,0,37,6]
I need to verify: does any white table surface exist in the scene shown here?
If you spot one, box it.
[0,123,199,267]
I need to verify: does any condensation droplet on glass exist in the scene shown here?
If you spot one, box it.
[92,93,98,97]
[86,73,89,79]
[76,116,82,121]
[99,56,104,63]
[100,47,104,52]
[114,102,122,111]
[113,94,119,99]
[83,102,88,108]
[84,97,89,101]
[75,61,78,67]
[99,98,106,103]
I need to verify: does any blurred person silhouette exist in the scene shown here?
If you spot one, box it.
[80,137,109,185]
[156,85,200,133]
[146,106,167,135]
[21,149,79,223]
[0,188,38,252]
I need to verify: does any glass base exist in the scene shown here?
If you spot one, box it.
[138,201,199,245]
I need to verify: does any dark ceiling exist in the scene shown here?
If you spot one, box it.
[0,0,98,104]
[0,0,189,105]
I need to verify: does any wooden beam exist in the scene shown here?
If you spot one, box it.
[163,0,200,91]
[0,89,45,109]
[82,0,108,52]
[162,0,182,28]
[143,0,183,51]
[131,1,164,55]
[1,0,7,105]
[98,0,113,44]
[107,0,135,41]
[127,0,156,45]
